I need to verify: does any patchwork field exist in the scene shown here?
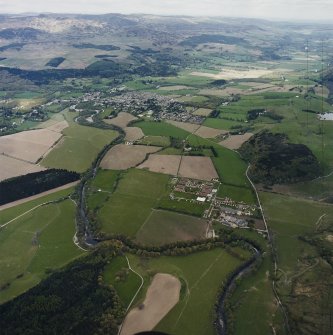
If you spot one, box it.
[136,210,208,246]
[138,154,181,176]
[127,247,251,335]
[218,133,253,150]
[179,156,219,181]
[0,155,45,182]
[166,120,200,133]
[104,112,137,128]
[120,273,181,335]
[138,154,218,180]
[41,112,118,172]
[100,144,161,170]
[0,129,62,163]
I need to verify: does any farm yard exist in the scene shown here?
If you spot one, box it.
[100,144,161,170]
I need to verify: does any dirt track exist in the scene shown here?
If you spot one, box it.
[120,273,181,335]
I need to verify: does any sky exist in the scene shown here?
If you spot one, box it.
[0,0,331,22]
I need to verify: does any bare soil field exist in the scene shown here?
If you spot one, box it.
[158,85,193,91]
[193,108,212,116]
[137,154,181,176]
[100,144,161,170]
[218,133,253,150]
[124,127,144,142]
[166,120,200,133]
[179,156,219,181]
[104,112,137,128]
[191,68,274,80]
[45,120,69,133]
[120,273,181,335]
[0,129,62,163]
[0,155,45,182]
[194,125,227,138]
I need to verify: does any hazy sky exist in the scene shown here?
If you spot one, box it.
[0,0,331,22]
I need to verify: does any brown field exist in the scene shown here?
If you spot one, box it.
[0,155,45,182]
[194,125,227,138]
[159,85,193,91]
[166,120,200,133]
[191,68,274,80]
[125,127,144,142]
[218,133,253,150]
[104,112,137,128]
[179,156,219,181]
[137,154,181,175]
[193,108,212,116]
[0,129,62,163]
[44,120,69,133]
[100,144,161,170]
[120,273,181,335]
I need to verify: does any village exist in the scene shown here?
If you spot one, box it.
[169,177,258,229]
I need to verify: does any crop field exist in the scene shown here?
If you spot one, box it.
[0,155,45,182]
[104,112,137,128]
[100,144,161,170]
[218,133,253,150]
[97,169,169,237]
[136,210,208,246]
[194,125,227,138]
[203,118,244,130]
[124,126,144,141]
[135,121,190,139]
[0,128,62,163]
[179,156,219,181]
[41,112,118,172]
[127,247,251,335]
[0,188,83,303]
[193,108,212,116]
[138,154,182,176]
[121,273,181,335]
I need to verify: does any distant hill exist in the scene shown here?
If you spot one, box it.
[239,131,321,184]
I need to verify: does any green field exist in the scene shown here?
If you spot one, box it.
[135,209,208,246]
[103,256,142,307]
[217,183,256,204]
[41,111,118,172]
[126,247,251,335]
[97,169,170,237]
[135,121,190,139]
[0,190,84,303]
[137,135,171,147]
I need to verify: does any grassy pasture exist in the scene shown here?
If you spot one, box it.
[135,209,208,246]
[217,183,256,204]
[41,111,118,172]
[98,169,169,237]
[103,256,142,307]
[0,190,83,303]
[137,135,171,147]
[135,121,190,139]
[127,247,250,335]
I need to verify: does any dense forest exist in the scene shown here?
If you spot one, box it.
[0,251,125,335]
[239,130,321,184]
[0,169,80,205]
